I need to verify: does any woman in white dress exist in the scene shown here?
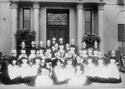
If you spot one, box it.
[8,59,21,84]
[84,57,97,82]
[29,50,36,62]
[95,58,109,83]
[27,57,41,86]
[79,42,88,64]
[19,57,32,84]
[107,58,121,83]
[52,59,68,85]
[68,64,87,86]
[35,59,53,87]
[63,58,75,81]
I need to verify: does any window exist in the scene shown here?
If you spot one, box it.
[118,0,124,5]
[118,24,125,54]
[85,9,92,34]
[118,24,125,41]
[23,8,31,29]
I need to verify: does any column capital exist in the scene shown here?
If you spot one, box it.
[98,3,105,10]
[33,3,40,9]
[10,2,18,9]
[76,3,83,10]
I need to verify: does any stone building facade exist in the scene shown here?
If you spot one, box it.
[0,0,125,55]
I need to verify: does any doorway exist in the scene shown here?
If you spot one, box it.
[47,9,69,44]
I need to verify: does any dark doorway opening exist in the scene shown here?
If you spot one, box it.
[47,9,69,44]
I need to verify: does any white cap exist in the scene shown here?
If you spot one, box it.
[21,50,26,54]
[52,37,56,41]
[82,41,86,45]
[111,50,115,54]
[94,41,98,45]
[31,41,35,45]
[88,48,92,52]
[59,38,63,41]
[40,41,43,44]
[11,49,17,54]
[47,40,51,43]
[70,38,75,42]
[66,43,70,47]
[22,41,25,44]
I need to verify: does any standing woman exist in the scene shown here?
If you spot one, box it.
[79,42,88,65]
[93,41,100,65]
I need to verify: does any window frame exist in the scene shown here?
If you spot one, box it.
[118,24,125,41]
[85,9,92,34]
[23,8,31,29]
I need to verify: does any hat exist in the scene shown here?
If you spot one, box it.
[21,41,25,45]
[40,41,43,44]
[31,41,35,45]
[11,49,17,54]
[99,51,104,58]
[52,37,56,41]
[94,41,98,45]
[88,48,93,52]
[70,38,75,42]
[36,50,40,54]
[21,50,26,54]
[47,40,51,43]
[59,38,63,41]
[82,41,86,46]
[111,50,115,54]
[66,43,70,47]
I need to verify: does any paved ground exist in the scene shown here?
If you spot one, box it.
[0,72,125,89]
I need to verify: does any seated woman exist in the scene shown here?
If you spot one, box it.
[8,59,21,84]
[106,58,121,83]
[26,57,41,86]
[95,57,109,83]
[19,57,32,84]
[63,58,75,81]
[52,59,68,85]
[35,59,53,87]
[84,57,97,80]
[31,57,41,76]
[68,64,87,86]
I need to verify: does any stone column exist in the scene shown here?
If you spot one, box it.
[33,3,40,46]
[11,2,18,50]
[98,3,105,52]
[77,3,85,51]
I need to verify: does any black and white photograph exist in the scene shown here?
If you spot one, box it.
[0,0,125,89]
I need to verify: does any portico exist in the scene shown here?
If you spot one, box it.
[10,0,105,51]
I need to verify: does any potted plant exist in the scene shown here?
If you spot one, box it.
[82,33,100,48]
[15,28,36,54]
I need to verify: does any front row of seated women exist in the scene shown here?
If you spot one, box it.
[7,52,121,87]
